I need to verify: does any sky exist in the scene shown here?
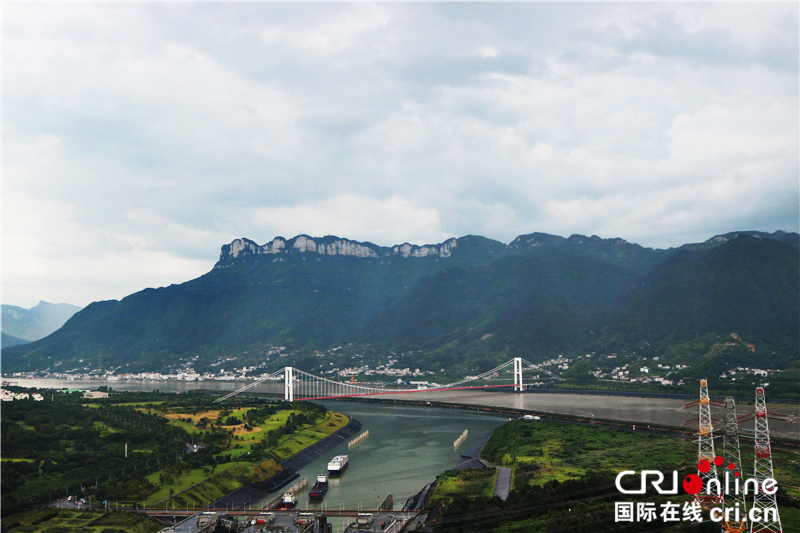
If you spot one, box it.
[3,2,798,309]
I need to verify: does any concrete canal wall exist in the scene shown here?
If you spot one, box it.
[212,416,362,509]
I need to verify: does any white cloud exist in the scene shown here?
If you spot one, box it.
[250,195,451,246]
[2,193,211,307]
[2,2,797,306]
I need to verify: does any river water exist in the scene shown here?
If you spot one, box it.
[275,400,506,511]
[5,379,508,511]
[3,377,264,394]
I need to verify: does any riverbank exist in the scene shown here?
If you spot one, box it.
[403,427,495,515]
[10,377,796,439]
[346,391,800,443]
[211,416,362,509]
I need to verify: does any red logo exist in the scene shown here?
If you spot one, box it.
[683,474,703,494]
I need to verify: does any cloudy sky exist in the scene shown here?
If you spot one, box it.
[3,3,798,308]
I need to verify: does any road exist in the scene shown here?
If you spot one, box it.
[494,467,512,501]
[360,389,800,440]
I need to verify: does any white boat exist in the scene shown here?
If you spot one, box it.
[278,491,297,509]
[327,454,349,474]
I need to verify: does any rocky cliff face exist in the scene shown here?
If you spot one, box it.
[216,235,459,267]
[5,230,798,375]
[216,230,798,271]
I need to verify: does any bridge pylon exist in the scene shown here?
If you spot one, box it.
[513,357,523,392]
[284,366,294,402]
[215,357,562,404]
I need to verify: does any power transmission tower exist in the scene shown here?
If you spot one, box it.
[750,386,782,533]
[722,396,747,533]
[697,379,723,507]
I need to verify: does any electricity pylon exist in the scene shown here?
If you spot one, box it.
[722,396,747,533]
[697,379,723,507]
[750,386,782,533]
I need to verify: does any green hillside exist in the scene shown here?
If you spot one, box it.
[3,231,797,376]
[369,251,642,359]
[602,235,799,352]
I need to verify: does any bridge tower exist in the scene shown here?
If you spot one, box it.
[284,366,294,402]
[750,386,782,533]
[696,379,722,507]
[722,396,747,533]
[513,357,523,392]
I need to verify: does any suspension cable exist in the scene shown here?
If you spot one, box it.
[215,357,562,402]
[212,368,284,403]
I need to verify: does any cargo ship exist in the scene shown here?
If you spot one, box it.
[277,491,297,510]
[308,474,329,500]
[327,454,349,475]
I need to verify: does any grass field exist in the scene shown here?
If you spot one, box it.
[482,419,800,502]
[146,406,348,458]
[432,468,498,502]
[433,418,800,532]
[154,462,255,508]
[83,401,166,409]
[483,419,691,489]
[91,420,120,433]
[260,410,349,461]
[142,408,349,507]
[3,509,163,533]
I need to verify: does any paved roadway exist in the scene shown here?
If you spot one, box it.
[494,467,512,501]
[361,389,800,441]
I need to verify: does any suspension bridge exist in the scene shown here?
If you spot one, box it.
[214,357,562,403]
[207,367,796,532]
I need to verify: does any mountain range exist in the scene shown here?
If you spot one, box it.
[2,230,797,375]
[1,301,82,349]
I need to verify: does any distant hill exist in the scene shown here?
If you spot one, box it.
[602,235,799,349]
[509,232,669,275]
[2,301,82,343]
[2,231,797,374]
[368,250,642,355]
[1,333,31,350]
[678,230,800,251]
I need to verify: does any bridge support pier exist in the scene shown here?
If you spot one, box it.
[513,357,523,392]
[284,366,294,402]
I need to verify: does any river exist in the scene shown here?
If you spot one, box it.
[2,377,262,394]
[4,378,508,512]
[8,376,797,511]
[8,377,798,439]
[270,400,506,511]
